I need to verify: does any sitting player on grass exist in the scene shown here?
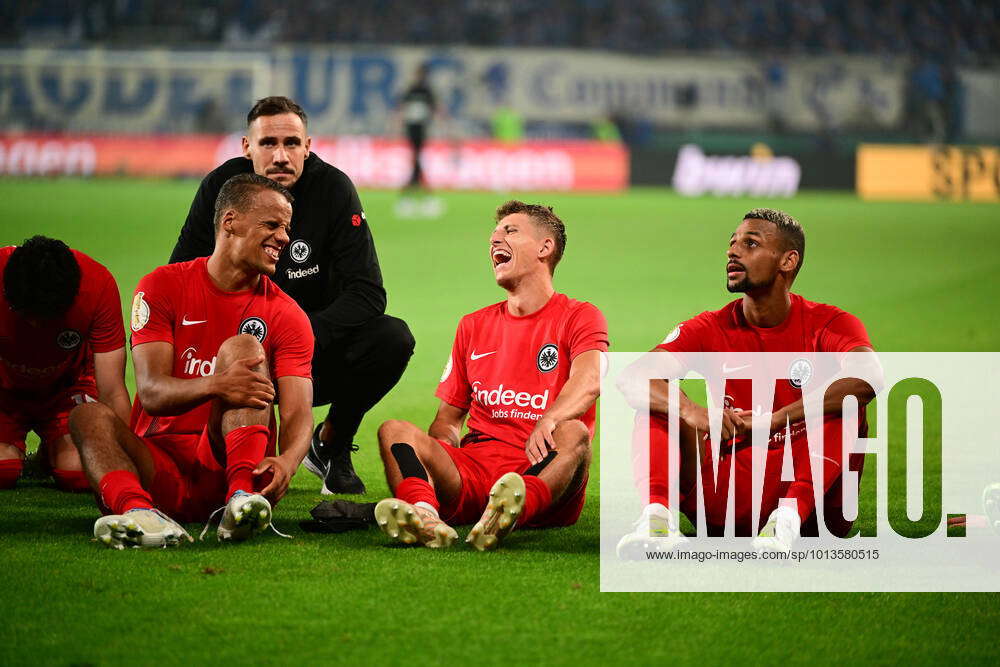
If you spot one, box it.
[69,174,315,549]
[374,201,608,550]
[616,208,879,557]
[0,236,130,492]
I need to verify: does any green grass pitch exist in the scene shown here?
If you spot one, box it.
[1,180,998,665]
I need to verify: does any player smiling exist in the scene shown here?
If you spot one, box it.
[70,174,315,548]
[372,201,608,550]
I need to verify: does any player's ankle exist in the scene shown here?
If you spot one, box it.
[414,501,439,517]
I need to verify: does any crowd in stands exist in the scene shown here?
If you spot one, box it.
[3,0,997,64]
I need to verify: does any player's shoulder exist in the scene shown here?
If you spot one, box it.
[685,299,739,328]
[794,293,863,327]
[460,300,506,327]
[70,249,114,280]
[139,258,201,287]
[260,274,309,317]
[300,152,357,194]
[203,157,253,189]
[554,293,607,326]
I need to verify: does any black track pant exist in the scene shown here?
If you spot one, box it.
[312,314,415,445]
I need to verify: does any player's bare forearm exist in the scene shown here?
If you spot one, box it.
[540,350,602,424]
[428,401,467,447]
[275,377,314,468]
[619,348,688,416]
[93,347,132,424]
[133,342,217,416]
[133,341,275,416]
[773,377,877,428]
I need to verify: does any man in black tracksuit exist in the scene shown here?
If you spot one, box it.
[400,63,436,189]
[169,96,414,495]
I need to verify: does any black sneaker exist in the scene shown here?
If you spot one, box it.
[302,423,330,481]
[322,441,367,496]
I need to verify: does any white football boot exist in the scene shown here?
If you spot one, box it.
[616,503,689,560]
[94,508,192,549]
[374,498,458,548]
[217,491,273,541]
[466,472,526,551]
[753,505,801,554]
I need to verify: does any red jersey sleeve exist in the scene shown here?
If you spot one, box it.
[818,312,872,353]
[89,265,126,353]
[129,269,176,347]
[270,300,314,379]
[435,317,472,410]
[654,314,707,353]
[566,302,609,359]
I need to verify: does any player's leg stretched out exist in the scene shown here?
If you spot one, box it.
[467,420,592,551]
[616,414,699,560]
[373,420,461,548]
[69,402,191,549]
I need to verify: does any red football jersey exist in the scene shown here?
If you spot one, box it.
[0,246,125,398]
[436,292,609,447]
[129,258,314,438]
[655,293,872,418]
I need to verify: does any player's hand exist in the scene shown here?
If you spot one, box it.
[212,355,274,409]
[734,409,755,431]
[254,455,294,504]
[525,416,557,465]
[681,404,745,442]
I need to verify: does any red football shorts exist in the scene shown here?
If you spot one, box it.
[140,427,277,523]
[0,384,98,452]
[435,436,587,528]
[639,413,863,536]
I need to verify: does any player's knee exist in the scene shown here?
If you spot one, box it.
[555,419,590,446]
[378,419,419,451]
[216,334,265,369]
[555,420,591,464]
[370,316,415,364]
[0,443,24,461]
[68,401,116,446]
[49,438,82,471]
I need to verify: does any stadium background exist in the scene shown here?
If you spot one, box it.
[1,1,998,664]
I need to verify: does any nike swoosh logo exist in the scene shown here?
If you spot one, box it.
[470,351,497,360]
[181,317,207,326]
[722,363,751,373]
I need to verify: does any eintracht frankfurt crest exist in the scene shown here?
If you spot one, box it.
[239,317,267,343]
[537,343,559,372]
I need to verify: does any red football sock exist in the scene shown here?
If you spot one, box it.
[0,459,23,489]
[53,469,91,493]
[98,470,154,514]
[225,425,270,499]
[396,477,438,511]
[520,475,553,525]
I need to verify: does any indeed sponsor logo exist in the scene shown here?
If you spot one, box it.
[287,264,319,279]
[472,381,549,410]
[672,144,801,197]
[182,347,216,377]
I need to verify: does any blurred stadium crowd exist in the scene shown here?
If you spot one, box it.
[3,0,998,63]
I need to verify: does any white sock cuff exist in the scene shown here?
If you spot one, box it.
[414,501,439,517]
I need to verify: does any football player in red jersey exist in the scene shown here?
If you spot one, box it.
[373,201,609,550]
[69,174,315,549]
[617,208,879,557]
[0,236,129,492]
